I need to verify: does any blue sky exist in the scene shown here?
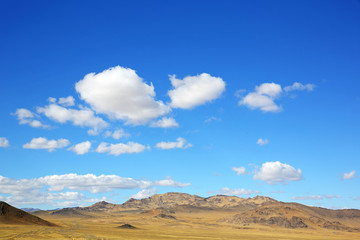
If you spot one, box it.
[1,0,360,210]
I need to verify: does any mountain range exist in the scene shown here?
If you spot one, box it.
[30,192,360,231]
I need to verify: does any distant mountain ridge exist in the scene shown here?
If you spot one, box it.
[21,208,41,212]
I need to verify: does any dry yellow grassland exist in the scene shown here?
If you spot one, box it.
[1,211,360,240]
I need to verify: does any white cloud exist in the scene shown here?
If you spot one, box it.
[13,108,48,128]
[232,166,247,175]
[240,93,281,112]
[130,188,157,199]
[155,137,192,150]
[69,141,91,155]
[256,138,269,146]
[103,129,130,139]
[58,96,75,107]
[23,137,70,152]
[96,141,148,156]
[48,97,57,103]
[154,176,191,187]
[284,82,315,92]
[343,170,356,180]
[37,104,108,135]
[150,117,179,128]
[39,173,153,193]
[0,137,10,148]
[253,161,303,184]
[28,120,44,128]
[45,191,84,201]
[323,195,341,199]
[14,108,34,120]
[75,66,170,125]
[0,173,190,206]
[239,83,282,112]
[239,82,315,112]
[168,73,225,109]
[4,191,84,206]
[234,89,246,98]
[219,187,260,196]
[205,116,221,123]
[0,175,43,196]
[292,195,323,200]
[256,82,283,97]
[292,195,341,200]
[112,129,129,139]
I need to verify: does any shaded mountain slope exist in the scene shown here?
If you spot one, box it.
[0,201,56,226]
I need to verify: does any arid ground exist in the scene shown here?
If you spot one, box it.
[1,218,359,240]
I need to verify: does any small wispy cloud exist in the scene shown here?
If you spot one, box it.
[234,89,246,98]
[292,194,341,200]
[0,137,10,148]
[323,195,341,199]
[342,170,356,180]
[284,82,315,92]
[205,116,221,123]
[232,166,247,175]
[13,108,49,129]
[154,176,191,187]
[96,142,149,156]
[150,117,179,128]
[256,138,269,146]
[49,96,75,107]
[155,137,192,150]
[103,129,130,140]
[292,195,323,200]
[218,187,260,196]
[238,82,315,112]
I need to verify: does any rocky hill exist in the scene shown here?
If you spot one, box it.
[219,202,360,231]
[120,192,275,210]
[80,200,117,212]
